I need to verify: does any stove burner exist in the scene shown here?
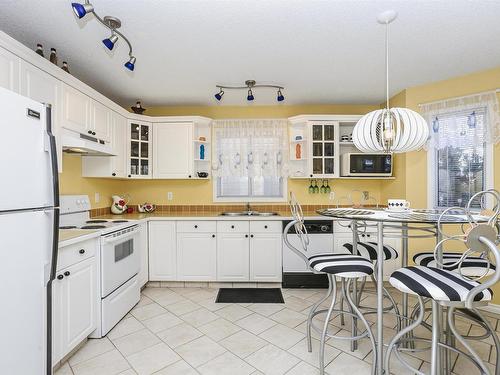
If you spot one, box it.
[60,226,77,229]
[86,220,108,223]
[81,225,106,229]
[112,220,129,223]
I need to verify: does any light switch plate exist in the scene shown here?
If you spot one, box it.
[95,192,100,203]
[167,192,173,201]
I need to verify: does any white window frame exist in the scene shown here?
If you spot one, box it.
[426,112,494,209]
[213,177,288,203]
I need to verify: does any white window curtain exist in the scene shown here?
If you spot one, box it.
[420,91,500,149]
[212,119,289,178]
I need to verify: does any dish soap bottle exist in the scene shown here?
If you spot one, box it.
[200,144,205,160]
[35,44,44,57]
[49,48,57,65]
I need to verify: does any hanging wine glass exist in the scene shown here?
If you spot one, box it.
[308,180,315,194]
[320,180,326,194]
[325,180,331,194]
[313,179,319,194]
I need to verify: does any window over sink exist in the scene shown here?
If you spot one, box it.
[212,119,288,202]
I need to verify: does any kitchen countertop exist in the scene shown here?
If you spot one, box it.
[59,229,101,248]
[58,211,336,247]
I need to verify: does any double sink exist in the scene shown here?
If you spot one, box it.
[220,210,279,217]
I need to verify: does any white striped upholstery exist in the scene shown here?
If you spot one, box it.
[389,266,493,302]
[413,252,495,277]
[308,253,374,278]
[342,241,398,261]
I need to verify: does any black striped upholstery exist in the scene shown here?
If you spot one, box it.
[342,241,398,261]
[308,253,374,278]
[413,252,495,277]
[389,266,493,302]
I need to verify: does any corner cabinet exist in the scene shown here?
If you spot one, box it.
[288,115,362,179]
[127,120,152,178]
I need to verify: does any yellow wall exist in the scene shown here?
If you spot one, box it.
[60,103,385,208]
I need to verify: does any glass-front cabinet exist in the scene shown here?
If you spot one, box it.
[310,122,338,177]
[127,120,152,178]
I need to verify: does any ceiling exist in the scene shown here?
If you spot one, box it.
[1,0,500,108]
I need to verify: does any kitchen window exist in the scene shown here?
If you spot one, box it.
[213,119,288,202]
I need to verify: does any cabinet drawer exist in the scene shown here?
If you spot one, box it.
[58,238,97,271]
[177,221,216,233]
[250,221,282,233]
[217,221,249,233]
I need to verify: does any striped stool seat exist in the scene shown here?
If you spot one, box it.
[343,241,398,261]
[308,253,374,278]
[389,266,493,302]
[413,252,496,277]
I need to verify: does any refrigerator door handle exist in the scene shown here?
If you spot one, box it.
[46,207,59,375]
[45,104,59,208]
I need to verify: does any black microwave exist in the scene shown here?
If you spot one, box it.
[340,153,393,177]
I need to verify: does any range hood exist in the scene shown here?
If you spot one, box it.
[61,128,115,156]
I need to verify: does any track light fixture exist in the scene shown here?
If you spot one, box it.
[70,2,136,71]
[214,80,285,102]
[214,89,224,101]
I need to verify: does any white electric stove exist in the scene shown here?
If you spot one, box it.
[60,195,141,337]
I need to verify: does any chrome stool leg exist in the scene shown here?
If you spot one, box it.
[320,274,338,374]
[471,308,500,375]
[307,277,334,352]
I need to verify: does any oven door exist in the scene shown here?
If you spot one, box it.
[100,225,140,297]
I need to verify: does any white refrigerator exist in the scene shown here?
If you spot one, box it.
[0,87,59,375]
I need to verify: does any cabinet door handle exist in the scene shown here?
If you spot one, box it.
[64,271,70,277]
[57,274,63,280]
[112,173,116,177]
[245,234,249,238]
[188,175,192,178]
[128,174,131,178]
[92,131,96,136]
[194,225,198,229]
[79,249,85,254]
[87,130,92,134]
[231,225,234,229]
[212,234,216,238]
[250,234,254,238]
[264,225,268,229]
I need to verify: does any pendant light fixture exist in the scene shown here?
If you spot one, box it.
[352,10,428,153]
[214,80,285,102]
[71,2,136,71]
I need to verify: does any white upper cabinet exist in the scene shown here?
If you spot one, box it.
[153,122,193,179]
[90,99,111,142]
[62,83,90,134]
[0,46,19,93]
[127,120,152,178]
[82,111,127,178]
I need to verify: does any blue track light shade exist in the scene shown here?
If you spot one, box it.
[247,89,254,101]
[102,34,118,50]
[214,89,224,101]
[71,2,94,19]
[124,56,136,71]
[277,89,284,102]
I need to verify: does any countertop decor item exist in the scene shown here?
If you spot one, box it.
[137,203,155,213]
[111,194,129,214]
[197,171,209,178]
[70,2,137,71]
[131,101,146,114]
[214,80,285,103]
[352,10,428,153]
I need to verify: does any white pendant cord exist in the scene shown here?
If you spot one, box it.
[385,22,390,111]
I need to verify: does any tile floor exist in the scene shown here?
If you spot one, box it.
[56,286,499,375]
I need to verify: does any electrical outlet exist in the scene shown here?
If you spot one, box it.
[363,191,370,200]
[94,192,100,203]
[329,192,335,201]
[167,192,173,201]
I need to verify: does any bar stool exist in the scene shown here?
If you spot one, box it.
[385,190,500,375]
[283,193,377,374]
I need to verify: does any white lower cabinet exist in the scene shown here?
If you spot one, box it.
[177,231,217,281]
[217,232,250,281]
[148,221,177,280]
[250,233,283,282]
[138,222,149,287]
[52,252,98,365]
